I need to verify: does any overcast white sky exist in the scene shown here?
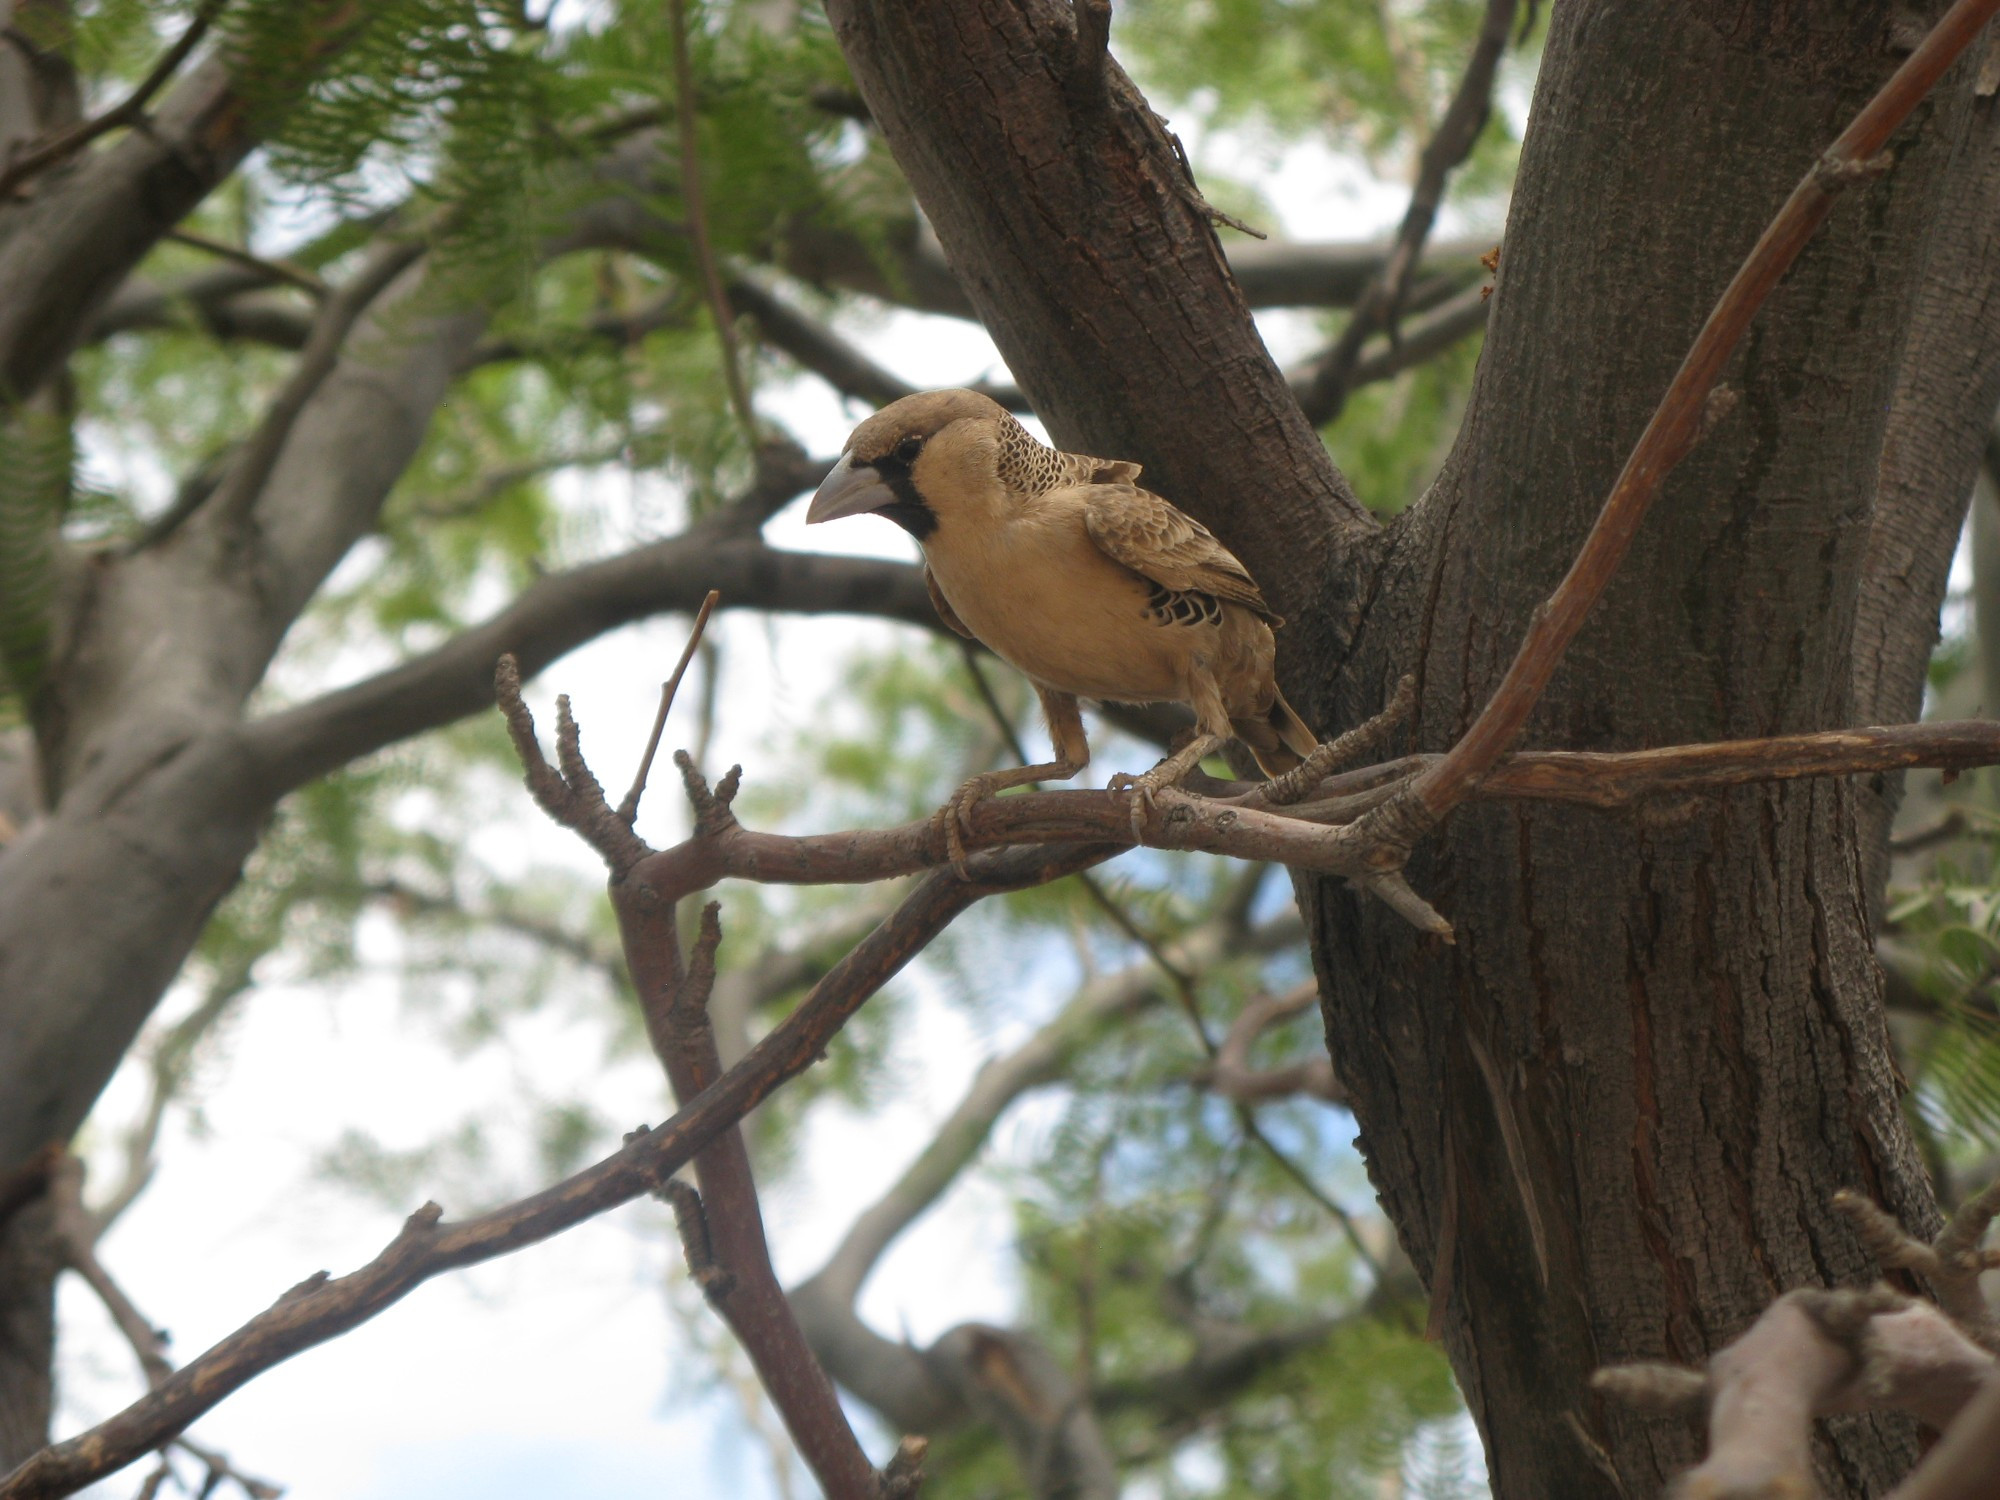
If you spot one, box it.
[53,127,1455,1500]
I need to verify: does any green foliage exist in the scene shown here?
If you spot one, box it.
[1885,833,2000,1156]
[1325,329,1482,513]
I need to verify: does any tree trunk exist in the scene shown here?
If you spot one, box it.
[828,2,1997,1494]
[0,1206,57,1471]
[1314,6,1984,1495]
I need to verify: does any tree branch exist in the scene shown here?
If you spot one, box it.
[204,239,426,531]
[0,0,226,202]
[501,624,885,1497]
[1595,1181,2000,1500]
[1191,982,1343,1105]
[0,1,371,401]
[239,526,925,799]
[1295,0,1516,426]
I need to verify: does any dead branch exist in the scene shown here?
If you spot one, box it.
[1408,0,2000,829]
[1595,1184,2000,1499]
[514,720,2000,939]
[618,589,720,824]
[1836,1179,2000,1350]
[502,640,1106,1498]
[1296,0,1517,425]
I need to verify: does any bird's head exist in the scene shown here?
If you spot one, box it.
[806,388,1014,541]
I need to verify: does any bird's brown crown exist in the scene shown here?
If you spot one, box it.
[843,389,1136,498]
[843,389,1008,470]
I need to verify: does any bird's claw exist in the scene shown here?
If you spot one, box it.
[1109,767,1174,843]
[937,772,1001,878]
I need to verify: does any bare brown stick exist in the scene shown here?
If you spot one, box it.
[617,891,875,1500]
[0,0,226,201]
[668,0,756,437]
[492,717,2000,951]
[1410,0,2000,821]
[617,588,719,824]
[1595,1183,2000,1499]
[45,1155,172,1390]
[519,660,1097,1497]
[1297,0,1516,426]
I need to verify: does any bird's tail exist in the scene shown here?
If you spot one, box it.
[1232,689,1318,778]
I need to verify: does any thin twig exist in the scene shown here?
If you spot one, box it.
[668,0,756,437]
[162,229,326,297]
[1297,0,1516,426]
[46,1155,173,1390]
[954,652,1378,1269]
[617,588,719,825]
[1410,0,2000,821]
[0,0,227,200]
[1236,1110,1383,1280]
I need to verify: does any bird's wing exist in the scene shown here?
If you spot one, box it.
[925,565,977,639]
[1082,483,1279,622]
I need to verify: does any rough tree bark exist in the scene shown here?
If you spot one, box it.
[825,2,1999,1495]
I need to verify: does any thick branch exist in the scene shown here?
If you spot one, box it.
[239,515,926,797]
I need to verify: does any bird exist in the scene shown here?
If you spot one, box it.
[806,388,1317,865]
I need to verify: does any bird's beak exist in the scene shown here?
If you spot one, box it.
[806,452,896,524]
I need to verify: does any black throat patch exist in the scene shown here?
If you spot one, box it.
[863,454,938,540]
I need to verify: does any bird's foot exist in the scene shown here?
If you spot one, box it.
[1109,762,1186,843]
[936,771,1006,877]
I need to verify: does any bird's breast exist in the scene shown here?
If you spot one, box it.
[921,505,1193,703]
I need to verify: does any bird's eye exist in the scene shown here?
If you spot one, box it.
[893,435,923,465]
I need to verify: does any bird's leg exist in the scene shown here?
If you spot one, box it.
[1109,732,1226,841]
[937,686,1090,875]
[1111,670,1234,841]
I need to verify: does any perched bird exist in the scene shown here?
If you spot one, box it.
[807,389,1317,860]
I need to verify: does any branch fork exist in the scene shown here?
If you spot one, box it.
[1595,1181,2000,1500]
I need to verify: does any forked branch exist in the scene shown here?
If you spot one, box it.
[1594,1182,2000,1500]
